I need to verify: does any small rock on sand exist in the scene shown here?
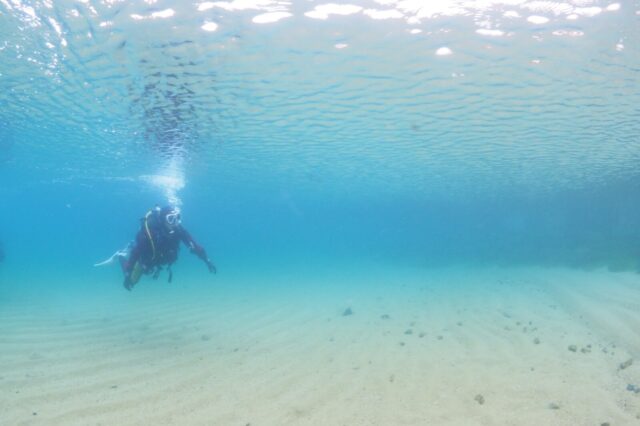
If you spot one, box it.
[568,345,577,352]
[404,329,413,335]
[533,338,540,345]
[474,394,485,405]
[627,384,640,393]
[380,314,390,320]
[620,358,633,370]
[548,402,560,410]
[343,307,353,316]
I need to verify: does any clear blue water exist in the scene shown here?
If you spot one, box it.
[1,0,638,281]
[1,1,640,423]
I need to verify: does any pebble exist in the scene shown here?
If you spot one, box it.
[568,345,577,352]
[548,402,560,410]
[620,358,633,370]
[627,384,640,393]
[404,329,413,335]
[474,394,485,405]
[533,338,540,345]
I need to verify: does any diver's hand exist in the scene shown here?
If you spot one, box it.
[206,259,217,274]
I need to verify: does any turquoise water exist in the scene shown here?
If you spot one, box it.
[1,1,640,424]
[1,1,639,279]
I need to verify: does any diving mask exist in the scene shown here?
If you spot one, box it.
[165,209,182,227]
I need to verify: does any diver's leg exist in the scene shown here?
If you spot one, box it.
[121,242,143,290]
[123,274,133,290]
[122,232,152,291]
[123,261,145,291]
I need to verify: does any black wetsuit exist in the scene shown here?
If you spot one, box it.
[122,211,213,287]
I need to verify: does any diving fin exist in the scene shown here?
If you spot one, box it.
[94,244,131,267]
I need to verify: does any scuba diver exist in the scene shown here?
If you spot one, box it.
[97,205,216,291]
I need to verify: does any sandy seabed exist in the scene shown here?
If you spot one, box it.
[1,266,639,426]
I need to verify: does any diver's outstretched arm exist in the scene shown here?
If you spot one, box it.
[180,228,217,273]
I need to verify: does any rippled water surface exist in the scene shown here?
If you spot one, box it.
[2,0,639,196]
